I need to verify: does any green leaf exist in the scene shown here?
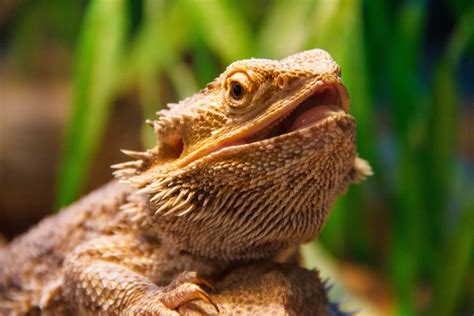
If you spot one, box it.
[427,8,474,315]
[385,2,428,314]
[181,0,253,62]
[429,194,474,316]
[55,0,127,209]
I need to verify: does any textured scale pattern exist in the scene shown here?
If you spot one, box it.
[0,49,371,315]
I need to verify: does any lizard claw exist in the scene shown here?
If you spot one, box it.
[188,285,219,313]
[127,272,219,314]
[193,276,215,291]
[167,271,215,291]
[161,282,219,313]
[128,281,218,315]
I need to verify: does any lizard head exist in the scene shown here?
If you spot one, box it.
[114,49,372,260]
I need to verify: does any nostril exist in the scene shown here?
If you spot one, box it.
[276,74,289,89]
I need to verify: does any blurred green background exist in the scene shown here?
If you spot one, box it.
[0,0,473,315]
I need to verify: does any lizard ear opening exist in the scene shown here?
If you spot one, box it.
[163,137,184,159]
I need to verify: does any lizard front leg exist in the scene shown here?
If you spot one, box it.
[63,234,216,315]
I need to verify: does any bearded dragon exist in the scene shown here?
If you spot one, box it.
[0,49,371,315]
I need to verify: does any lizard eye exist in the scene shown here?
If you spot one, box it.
[231,82,244,100]
[225,71,254,113]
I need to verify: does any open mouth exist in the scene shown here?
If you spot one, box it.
[175,83,349,166]
[226,83,348,147]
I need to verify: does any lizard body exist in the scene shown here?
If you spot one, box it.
[0,49,371,315]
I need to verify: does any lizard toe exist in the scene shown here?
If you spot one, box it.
[161,282,218,313]
[167,271,215,291]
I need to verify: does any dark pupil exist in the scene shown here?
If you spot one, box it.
[232,83,243,99]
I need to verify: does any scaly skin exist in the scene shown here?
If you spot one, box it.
[0,49,371,315]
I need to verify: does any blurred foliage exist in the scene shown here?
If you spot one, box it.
[5,0,474,315]
[56,0,127,208]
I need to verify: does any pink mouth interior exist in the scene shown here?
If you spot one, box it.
[285,86,344,131]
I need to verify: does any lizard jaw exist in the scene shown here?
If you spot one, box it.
[169,82,350,167]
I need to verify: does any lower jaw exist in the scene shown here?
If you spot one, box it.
[234,106,347,147]
[201,114,355,161]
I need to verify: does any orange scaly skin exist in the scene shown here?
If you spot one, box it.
[0,49,371,315]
